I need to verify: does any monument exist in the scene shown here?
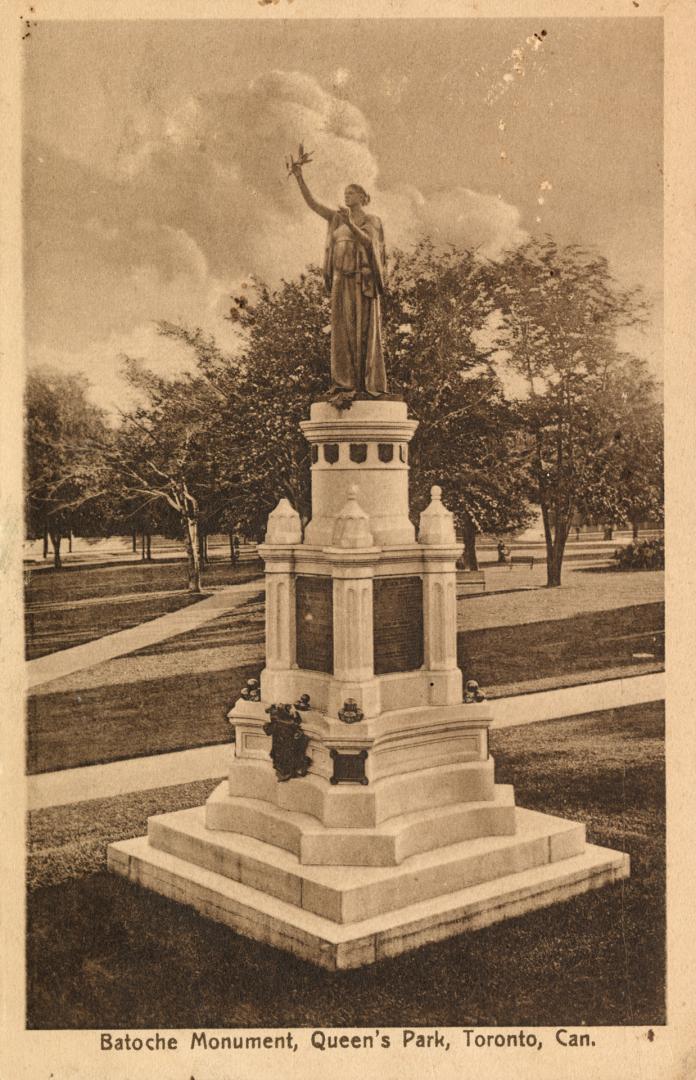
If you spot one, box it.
[108,150,629,970]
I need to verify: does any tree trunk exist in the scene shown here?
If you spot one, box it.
[68,531,73,553]
[460,516,479,571]
[229,531,236,565]
[184,517,202,593]
[632,520,640,541]
[43,526,49,560]
[141,531,146,562]
[541,504,569,587]
[132,529,137,553]
[198,531,208,565]
[50,532,62,569]
[146,533,152,561]
[547,543,564,587]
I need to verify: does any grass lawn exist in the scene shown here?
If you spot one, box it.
[27,600,664,774]
[458,602,663,688]
[27,665,259,774]
[24,557,263,660]
[25,590,208,661]
[25,556,263,606]
[26,701,664,1029]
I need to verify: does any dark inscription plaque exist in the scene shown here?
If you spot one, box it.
[296,575,333,673]
[373,576,424,675]
[330,749,369,785]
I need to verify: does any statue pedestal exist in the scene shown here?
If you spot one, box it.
[109,399,629,969]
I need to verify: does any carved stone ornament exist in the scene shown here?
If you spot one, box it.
[464,679,486,703]
[349,443,368,463]
[265,498,302,545]
[263,703,312,782]
[331,484,374,548]
[418,485,456,545]
[338,698,364,724]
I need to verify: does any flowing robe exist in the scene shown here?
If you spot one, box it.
[323,212,388,396]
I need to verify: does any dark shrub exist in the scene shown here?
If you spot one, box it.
[613,536,665,570]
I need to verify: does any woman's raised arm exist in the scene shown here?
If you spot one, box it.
[291,164,334,223]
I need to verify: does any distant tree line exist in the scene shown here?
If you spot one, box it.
[25,237,663,590]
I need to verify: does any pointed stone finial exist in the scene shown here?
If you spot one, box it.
[265,498,302,545]
[418,485,456,545]
[331,485,374,548]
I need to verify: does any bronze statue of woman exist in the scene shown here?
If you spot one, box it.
[288,147,388,402]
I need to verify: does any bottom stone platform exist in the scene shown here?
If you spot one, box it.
[108,806,629,970]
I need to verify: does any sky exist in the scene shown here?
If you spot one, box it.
[23,17,663,411]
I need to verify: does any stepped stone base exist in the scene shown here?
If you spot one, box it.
[106,398,630,967]
[108,806,629,970]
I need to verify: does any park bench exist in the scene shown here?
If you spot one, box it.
[508,553,535,570]
[456,569,486,594]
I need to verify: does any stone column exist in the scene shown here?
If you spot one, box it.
[263,559,296,671]
[258,498,301,701]
[300,399,418,547]
[332,563,375,682]
[325,486,382,718]
[418,487,463,705]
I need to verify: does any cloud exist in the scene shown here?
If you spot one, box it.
[28,317,243,418]
[106,68,523,273]
[26,70,527,406]
[382,185,526,259]
[28,327,195,417]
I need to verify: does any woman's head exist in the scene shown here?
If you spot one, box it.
[344,184,370,207]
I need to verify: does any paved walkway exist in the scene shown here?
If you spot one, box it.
[27,581,263,691]
[26,671,665,811]
[28,564,663,699]
[490,670,664,729]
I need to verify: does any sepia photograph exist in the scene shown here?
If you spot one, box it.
[2,1,695,1077]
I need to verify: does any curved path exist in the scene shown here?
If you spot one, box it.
[28,564,663,690]
[27,671,665,810]
[27,580,263,691]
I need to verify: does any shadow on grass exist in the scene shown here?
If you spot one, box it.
[457,603,664,688]
[25,557,263,607]
[573,565,662,575]
[459,586,541,600]
[27,663,261,774]
[28,603,664,774]
[26,703,665,1028]
[25,591,210,661]
[131,593,265,659]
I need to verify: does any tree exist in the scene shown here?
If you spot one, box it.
[493,238,649,586]
[383,242,534,566]
[574,354,663,539]
[173,243,533,564]
[25,369,110,568]
[163,271,341,542]
[103,361,240,593]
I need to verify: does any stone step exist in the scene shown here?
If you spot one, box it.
[224,757,497,828]
[108,814,628,970]
[204,784,517,866]
[145,804,585,923]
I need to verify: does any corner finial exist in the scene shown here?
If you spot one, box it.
[331,485,374,548]
[265,498,302,545]
[418,484,456,545]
